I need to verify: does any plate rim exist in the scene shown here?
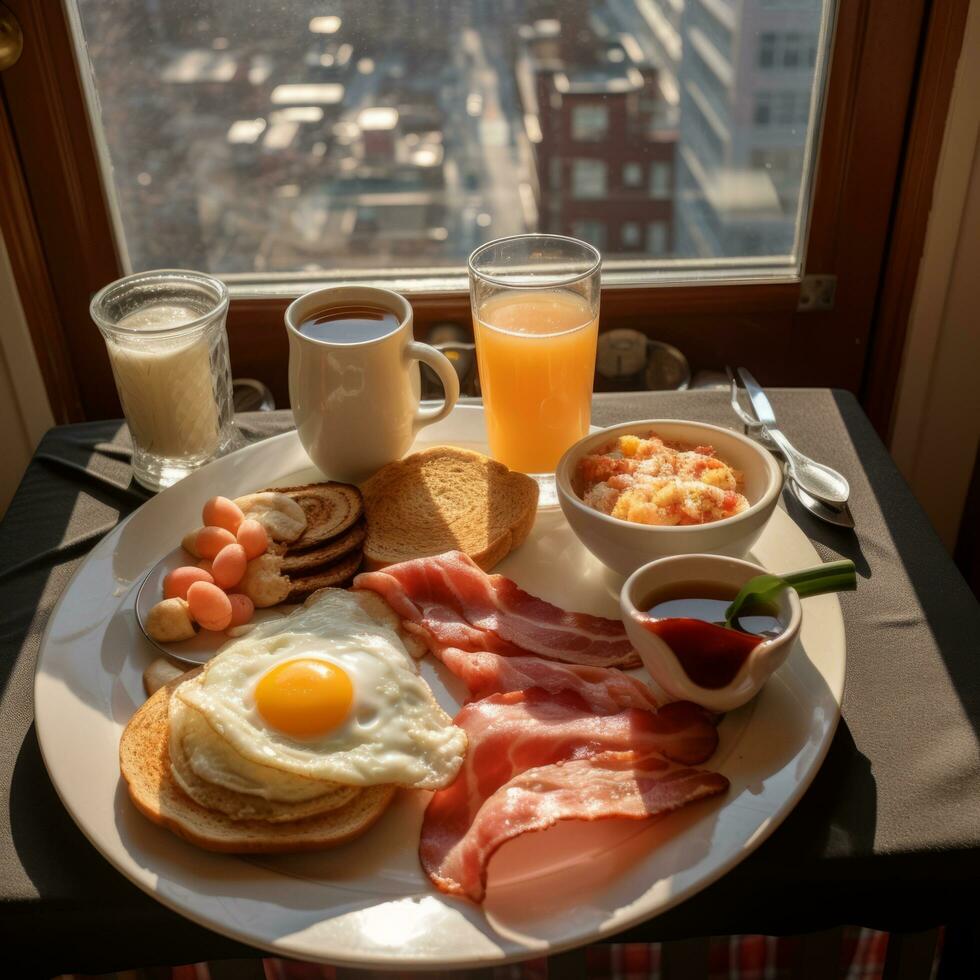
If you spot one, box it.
[33,407,844,969]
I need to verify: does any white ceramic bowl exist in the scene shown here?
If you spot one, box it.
[556,419,783,576]
[620,554,802,712]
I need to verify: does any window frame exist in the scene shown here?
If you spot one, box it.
[0,0,957,431]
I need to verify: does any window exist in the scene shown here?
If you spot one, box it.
[621,222,642,248]
[3,0,937,423]
[647,221,669,255]
[758,31,818,70]
[571,104,609,142]
[60,0,833,277]
[759,33,777,69]
[754,92,810,128]
[650,161,672,198]
[570,220,607,250]
[623,162,644,187]
[571,159,608,199]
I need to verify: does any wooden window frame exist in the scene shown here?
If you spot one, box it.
[0,0,965,428]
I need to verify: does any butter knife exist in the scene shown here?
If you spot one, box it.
[737,368,850,507]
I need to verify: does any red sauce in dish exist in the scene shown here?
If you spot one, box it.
[638,617,762,688]
[637,583,783,689]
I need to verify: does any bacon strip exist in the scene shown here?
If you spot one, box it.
[419,689,719,897]
[423,750,729,901]
[436,647,660,713]
[354,551,640,669]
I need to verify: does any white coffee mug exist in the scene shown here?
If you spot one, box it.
[286,285,460,483]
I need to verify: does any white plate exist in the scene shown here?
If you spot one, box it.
[34,405,844,970]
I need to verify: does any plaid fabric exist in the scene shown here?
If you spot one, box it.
[57,927,939,980]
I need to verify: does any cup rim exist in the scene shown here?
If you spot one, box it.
[621,553,797,618]
[90,269,229,336]
[468,234,601,290]
[556,418,783,535]
[284,285,412,348]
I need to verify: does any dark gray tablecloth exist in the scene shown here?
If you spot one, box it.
[2,390,978,977]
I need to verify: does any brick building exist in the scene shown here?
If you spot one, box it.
[516,18,678,257]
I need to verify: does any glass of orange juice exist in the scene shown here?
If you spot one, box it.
[468,235,600,493]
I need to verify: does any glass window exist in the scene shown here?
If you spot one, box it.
[757,30,817,71]
[65,0,833,280]
[623,162,644,187]
[621,221,642,248]
[784,33,802,68]
[571,103,609,142]
[571,159,608,199]
[571,219,606,250]
[758,33,776,69]
[650,161,672,198]
[647,221,668,255]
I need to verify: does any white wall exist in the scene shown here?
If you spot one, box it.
[0,228,54,516]
[890,0,980,552]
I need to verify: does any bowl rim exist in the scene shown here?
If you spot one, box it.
[619,553,803,705]
[556,418,783,535]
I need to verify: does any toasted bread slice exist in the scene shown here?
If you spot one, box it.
[360,446,538,571]
[281,520,366,575]
[119,673,396,853]
[271,483,363,551]
[284,550,363,602]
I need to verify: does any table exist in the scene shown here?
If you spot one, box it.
[2,390,978,978]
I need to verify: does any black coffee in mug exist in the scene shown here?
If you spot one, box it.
[297,304,401,343]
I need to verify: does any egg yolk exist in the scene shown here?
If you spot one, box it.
[254,659,353,738]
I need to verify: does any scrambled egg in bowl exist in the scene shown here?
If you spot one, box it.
[576,433,749,526]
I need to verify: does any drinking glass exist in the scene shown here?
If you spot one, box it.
[468,235,601,501]
[90,269,236,492]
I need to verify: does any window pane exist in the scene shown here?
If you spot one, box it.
[572,103,609,141]
[623,162,644,187]
[571,159,608,198]
[68,0,834,284]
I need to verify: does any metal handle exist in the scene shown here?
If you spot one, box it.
[767,428,850,507]
[0,4,23,72]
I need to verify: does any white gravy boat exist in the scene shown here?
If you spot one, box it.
[620,554,802,713]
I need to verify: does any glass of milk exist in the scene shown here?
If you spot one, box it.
[90,269,236,492]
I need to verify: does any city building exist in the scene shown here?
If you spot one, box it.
[667,0,824,258]
[515,15,678,256]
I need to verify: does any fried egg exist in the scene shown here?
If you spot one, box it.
[175,589,466,790]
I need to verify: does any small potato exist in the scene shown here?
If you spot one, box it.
[202,496,244,534]
[238,552,290,608]
[196,525,237,560]
[145,598,196,643]
[236,518,269,560]
[186,581,233,631]
[212,543,247,590]
[163,565,214,600]
[227,592,254,628]
[181,527,204,558]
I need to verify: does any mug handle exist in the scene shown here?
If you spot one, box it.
[406,341,460,431]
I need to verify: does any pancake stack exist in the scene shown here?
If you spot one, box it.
[264,483,366,601]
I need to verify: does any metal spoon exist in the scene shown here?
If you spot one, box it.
[788,478,855,528]
[726,368,855,528]
[737,368,850,507]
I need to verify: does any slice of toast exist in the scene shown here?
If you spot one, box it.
[119,672,395,853]
[360,446,538,572]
